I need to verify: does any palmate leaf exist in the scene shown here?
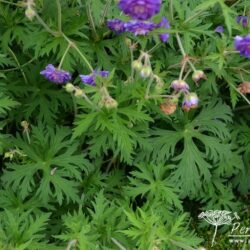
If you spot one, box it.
[151,101,233,196]
[122,208,202,250]
[73,107,152,164]
[0,93,19,115]
[2,124,91,204]
[0,209,50,249]
[125,164,182,210]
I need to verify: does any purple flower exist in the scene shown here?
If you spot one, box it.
[236,16,249,27]
[158,17,170,42]
[125,20,157,35]
[235,35,250,58]
[80,70,109,86]
[182,93,199,111]
[40,64,71,84]
[118,0,161,20]
[214,26,224,33]
[171,80,189,91]
[107,19,126,33]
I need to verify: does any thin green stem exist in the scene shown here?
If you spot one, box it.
[66,240,77,250]
[147,43,163,54]
[56,0,62,33]
[71,93,78,116]
[169,0,174,21]
[111,238,127,250]
[176,33,186,57]
[130,47,134,82]
[176,33,196,71]
[58,43,71,69]
[86,2,98,39]
[62,33,93,72]
[99,0,112,26]
[148,94,175,99]
[145,76,154,99]
[0,0,21,6]
[82,92,95,107]
[184,10,203,24]
[0,57,35,72]
[8,47,28,84]
[24,130,31,144]
[179,61,187,80]
[35,13,59,36]
[183,69,192,80]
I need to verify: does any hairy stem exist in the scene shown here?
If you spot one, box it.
[8,47,28,84]
[56,0,62,33]
[58,43,71,69]
[62,33,93,72]
[35,13,59,36]
[145,76,154,99]
[176,33,196,72]
[0,0,21,6]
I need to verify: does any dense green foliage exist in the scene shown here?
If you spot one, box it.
[0,0,250,249]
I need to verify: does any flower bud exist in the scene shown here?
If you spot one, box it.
[65,83,75,93]
[74,88,84,97]
[160,98,177,115]
[125,38,132,47]
[182,92,199,112]
[192,70,206,82]
[132,60,143,71]
[237,81,250,94]
[140,66,152,78]
[25,7,36,20]
[103,97,118,109]
[171,80,189,91]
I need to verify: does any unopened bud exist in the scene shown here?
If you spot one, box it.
[74,88,84,97]
[237,81,250,94]
[103,97,118,109]
[171,80,189,91]
[25,7,36,20]
[140,66,152,78]
[192,70,206,82]
[160,98,177,115]
[125,38,132,47]
[132,60,143,71]
[182,92,199,112]
[65,83,75,93]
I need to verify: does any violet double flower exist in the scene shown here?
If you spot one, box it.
[107,0,169,42]
[119,0,161,20]
[235,35,250,58]
[80,70,109,86]
[40,64,71,84]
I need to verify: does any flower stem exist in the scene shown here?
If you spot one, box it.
[147,43,163,54]
[56,0,62,33]
[61,33,94,72]
[66,239,77,250]
[0,0,21,6]
[145,76,154,99]
[179,61,187,80]
[35,12,59,36]
[169,0,174,21]
[58,43,71,69]
[99,0,112,26]
[130,46,134,82]
[176,32,196,72]
[8,47,28,84]
[86,2,98,40]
